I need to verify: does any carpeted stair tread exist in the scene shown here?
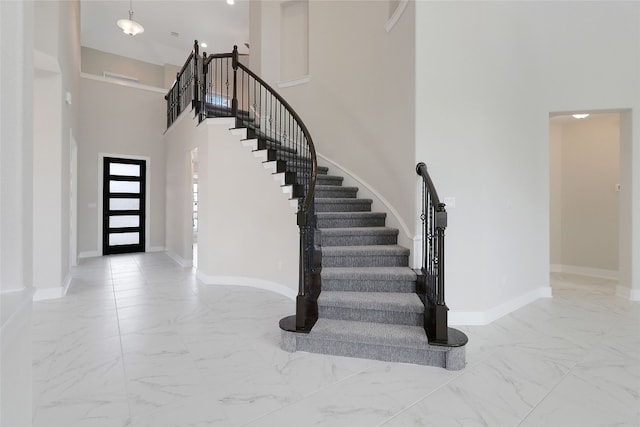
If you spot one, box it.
[319,227,398,236]
[316,212,386,228]
[315,185,359,198]
[315,198,373,212]
[316,175,344,186]
[321,266,417,281]
[308,318,429,349]
[318,291,423,312]
[321,245,409,257]
[318,227,399,246]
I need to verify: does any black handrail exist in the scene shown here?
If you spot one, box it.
[416,162,449,343]
[198,46,319,332]
[164,40,200,128]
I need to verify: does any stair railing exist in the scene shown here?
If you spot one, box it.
[416,162,450,343]
[198,46,319,332]
[164,40,200,129]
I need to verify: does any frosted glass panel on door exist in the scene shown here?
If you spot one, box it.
[110,163,140,176]
[109,215,139,228]
[110,180,140,193]
[110,198,140,211]
[109,232,139,246]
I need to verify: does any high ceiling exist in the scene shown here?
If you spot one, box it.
[80,0,250,67]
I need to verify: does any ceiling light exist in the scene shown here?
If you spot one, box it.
[227,0,235,5]
[572,114,589,119]
[117,0,144,36]
[201,42,207,48]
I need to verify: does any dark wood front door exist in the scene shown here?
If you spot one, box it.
[102,157,146,255]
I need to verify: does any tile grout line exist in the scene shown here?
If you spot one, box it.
[515,286,627,427]
[110,255,135,424]
[240,361,379,426]
[374,367,467,427]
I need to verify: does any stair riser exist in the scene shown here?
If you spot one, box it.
[316,202,372,212]
[319,234,398,246]
[315,188,358,198]
[316,176,343,186]
[322,255,409,268]
[317,217,386,228]
[319,306,422,326]
[285,335,461,369]
[321,279,416,293]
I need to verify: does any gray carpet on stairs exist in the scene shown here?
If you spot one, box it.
[279,164,466,370]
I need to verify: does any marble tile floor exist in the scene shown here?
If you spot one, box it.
[31,253,639,427]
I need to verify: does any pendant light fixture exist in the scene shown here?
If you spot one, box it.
[117,0,144,36]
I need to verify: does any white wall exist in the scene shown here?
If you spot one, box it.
[164,115,300,297]
[549,122,563,265]
[550,114,620,276]
[1,0,35,424]
[416,1,640,321]
[82,46,167,88]
[77,77,166,256]
[251,0,416,248]
[31,0,81,299]
[164,113,204,265]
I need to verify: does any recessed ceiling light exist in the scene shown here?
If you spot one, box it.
[200,42,207,48]
[227,0,235,5]
[572,114,589,119]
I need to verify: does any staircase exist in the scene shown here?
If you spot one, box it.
[278,165,465,370]
[237,129,465,370]
[166,43,466,371]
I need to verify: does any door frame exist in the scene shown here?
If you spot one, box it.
[97,153,151,255]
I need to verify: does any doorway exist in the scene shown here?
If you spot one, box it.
[549,112,621,281]
[102,157,146,255]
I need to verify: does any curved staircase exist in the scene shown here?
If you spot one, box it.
[279,162,465,370]
[166,43,467,371]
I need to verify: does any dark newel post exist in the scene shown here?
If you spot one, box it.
[201,52,208,122]
[296,211,308,330]
[193,40,200,112]
[435,202,449,342]
[231,45,239,118]
[176,72,181,114]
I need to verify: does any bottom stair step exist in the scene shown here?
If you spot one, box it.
[318,291,423,326]
[280,318,466,370]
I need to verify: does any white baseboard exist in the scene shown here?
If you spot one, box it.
[616,285,640,301]
[165,250,192,268]
[32,272,72,301]
[196,272,297,300]
[449,286,553,326]
[550,264,618,280]
[147,246,166,253]
[33,286,66,301]
[78,250,100,259]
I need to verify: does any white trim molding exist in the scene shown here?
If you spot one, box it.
[32,272,72,301]
[196,272,297,301]
[616,285,640,301]
[81,72,166,94]
[166,250,193,268]
[550,264,619,280]
[147,246,166,253]
[449,286,553,326]
[78,250,101,259]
